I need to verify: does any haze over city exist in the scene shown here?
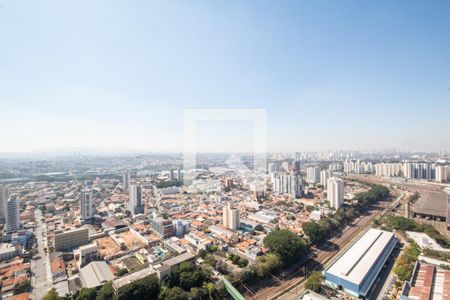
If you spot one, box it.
[1,1,450,153]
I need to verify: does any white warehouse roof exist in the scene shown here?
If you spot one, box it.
[326,228,395,286]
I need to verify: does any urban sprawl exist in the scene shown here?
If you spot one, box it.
[1,151,450,300]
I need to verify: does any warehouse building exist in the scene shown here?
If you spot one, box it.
[324,228,397,299]
[412,191,449,222]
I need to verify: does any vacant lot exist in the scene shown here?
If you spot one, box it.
[96,237,121,258]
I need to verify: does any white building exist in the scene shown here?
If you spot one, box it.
[328,162,343,172]
[128,185,144,215]
[268,162,281,174]
[436,165,448,183]
[271,173,302,198]
[327,177,344,209]
[320,170,331,188]
[374,162,403,178]
[223,202,240,230]
[5,195,20,232]
[80,189,94,220]
[248,210,279,224]
[306,166,320,184]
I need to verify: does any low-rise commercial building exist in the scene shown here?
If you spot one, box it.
[400,262,450,300]
[79,261,114,288]
[54,228,89,251]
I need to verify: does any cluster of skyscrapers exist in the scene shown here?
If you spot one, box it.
[374,162,450,182]
[343,159,375,174]
[271,173,303,198]
[269,160,303,198]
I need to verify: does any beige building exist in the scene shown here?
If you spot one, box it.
[223,202,240,230]
[54,227,89,251]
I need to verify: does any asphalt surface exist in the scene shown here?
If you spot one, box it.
[31,209,53,300]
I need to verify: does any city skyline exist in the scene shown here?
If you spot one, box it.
[1,1,450,153]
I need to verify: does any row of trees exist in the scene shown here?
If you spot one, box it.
[393,242,420,281]
[355,184,390,211]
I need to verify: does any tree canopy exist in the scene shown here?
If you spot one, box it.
[117,275,160,300]
[263,229,308,264]
[305,271,323,292]
[302,222,328,245]
[42,289,62,300]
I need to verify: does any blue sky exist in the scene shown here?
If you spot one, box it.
[1,1,449,153]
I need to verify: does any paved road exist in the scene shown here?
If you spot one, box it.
[32,209,53,300]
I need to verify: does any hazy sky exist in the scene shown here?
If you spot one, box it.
[1,1,450,153]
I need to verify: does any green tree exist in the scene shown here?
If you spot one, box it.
[197,249,207,259]
[96,281,113,300]
[117,268,129,277]
[254,253,282,278]
[393,243,420,281]
[75,287,97,300]
[305,271,323,292]
[203,282,216,299]
[13,279,31,295]
[238,257,249,267]
[189,287,207,300]
[118,275,160,300]
[42,289,61,300]
[302,222,327,244]
[232,255,240,265]
[168,262,207,291]
[263,229,308,264]
[159,286,189,300]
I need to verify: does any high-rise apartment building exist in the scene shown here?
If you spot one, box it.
[223,202,240,230]
[5,195,20,232]
[128,185,144,216]
[123,173,131,191]
[271,173,302,198]
[268,162,281,174]
[294,160,301,175]
[0,187,8,224]
[306,166,320,184]
[320,170,331,188]
[436,165,448,183]
[80,189,94,220]
[290,175,303,198]
[327,177,344,209]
